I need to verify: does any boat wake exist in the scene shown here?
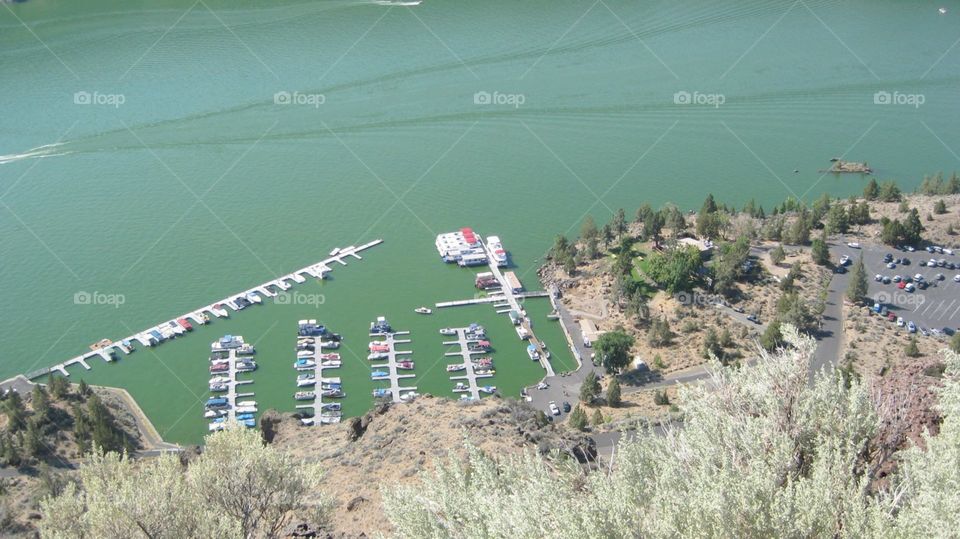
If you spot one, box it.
[371,0,422,6]
[0,142,72,165]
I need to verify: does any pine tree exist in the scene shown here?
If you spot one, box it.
[905,337,921,358]
[2,392,27,432]
[579,372,600,404]
[591,409,604,426]
[934,199,948,214]
[47,374,69,399]
[811,234,830,266]
[847,255,868,303]
[77,379,91,397]
[32,385,51,424]
[770,244,786,265]
[863,178,879,200]
[606,378,622,407]
[568,405,588,431]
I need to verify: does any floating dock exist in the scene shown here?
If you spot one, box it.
[295,331,343,423]
[27,240,383,381]
[433,236,555,377]
[370,330,417,403]
[447,327,494,401]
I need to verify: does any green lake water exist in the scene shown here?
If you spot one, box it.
[2,0,959,444]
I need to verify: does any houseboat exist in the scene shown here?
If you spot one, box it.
[485,235,509,267]
[370,316,392,335]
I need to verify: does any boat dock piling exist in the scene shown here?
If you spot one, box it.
[447,327,493,401]
[371,331,417,403]
[29,240,383,381]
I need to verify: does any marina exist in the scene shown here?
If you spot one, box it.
[445,325,495,401]
[369,323,417,403]
[25,240,383,381]
[434,229,556,377]
[205,335,257,431]
[294,320,344,425]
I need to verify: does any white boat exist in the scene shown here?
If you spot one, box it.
[210,304,229,318]
[399,391,419,402]
[368,352,388,360]
[319,415,341,424]
[447,364,466,372]
[320,402,341,411]
[414,307,432,315]
[296,350,314,358]
[237,400,257,407]
[297,377,316,387]
[516,326,530,340]
[320,360,342,368]
[203,409,227,419]
[453,382,470,393]
[236,406,258,414]
[298,337,315,344]
[320,377,342,384]
[439,328,457,336]
[246,292,262,304]
[209,375,230,385]
[486,235,509,267]
[209,422,226,432]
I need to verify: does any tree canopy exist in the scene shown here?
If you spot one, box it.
[594,329,635,374]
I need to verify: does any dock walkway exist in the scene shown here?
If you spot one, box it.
[296,332,343,422]
[30,240,383,381]
[447,327,494,401]
[371,331,416,403]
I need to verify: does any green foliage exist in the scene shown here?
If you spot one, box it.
[776,292,817,333]
[917,172,960,195]
[653,389,670,406]
[951,332,960,354]
[46,375,70,400]
[568,406,588,431]
[711,236,751,296]
[606,378,622,407]
[647,317,673,347]
[31,385,51,424]
[760,320,783,351]
[40,426,328,539]
[905,337,921,358]
[73,394,133,455]
[934,199,948,215]
[810,236,830,265]
[898,200,910,213]
[847,255,868,303]
[579,372,601,403]
[770,244,786,265]
[1,393,26,433]
[878,180,902,202]
[643,246,703,293]
[612,208,627,239]
[595,329,636,374]
[863,178,880,200]
[77,380,91,397]
[825,204,849,234]
[591,409,604,426]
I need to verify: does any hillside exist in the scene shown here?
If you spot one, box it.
[267,396,595,536]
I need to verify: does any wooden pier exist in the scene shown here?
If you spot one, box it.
[447,327,494,401]
[28,240,383,381]
[296,330,343,424]
[370,330,417,403]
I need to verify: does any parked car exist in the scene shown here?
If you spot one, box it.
[562,401,571,413]
[937,273,946,281]
[920,261,927,267]
[914,273,924,281]
[901,258,911,265]
[920,327,930,336]
[946,248,954,255]
[884,253,895,262]
[887,262,896,269]
[905,283,915,292]
[549,401,560,416]
[893,275,902,283]
[908,321,917,333]
[888,312,897,322]
[906,245,916,252]
[897,317,905,327]
[835,266,847,274]
[847,242,861,249]
[898,281,907,289]
[919,281,929,290]
[875,274,883,281]
[746,314,760,324]
[926,246,935,253]
[883,276,892,284]
[954,274,960,283]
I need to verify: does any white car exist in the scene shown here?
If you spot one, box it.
[954,275,960,283]
[907,246,916,252]
[839,255,850,265]
[915,273,924,281]
[847,242,861,249]
[537,382,549,390]
[548,401,560,416]
[908,321,917,333]
[897,317,905,327]
[875,274,883,281]
[946,248,955,256]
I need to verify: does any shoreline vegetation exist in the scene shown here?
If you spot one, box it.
[4,173,960,536]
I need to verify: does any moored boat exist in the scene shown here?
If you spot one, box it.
[371,370,389,379]
[372,388,389,398]
[414,307,432,315]
[397,360,415,370]
[446,364,466,372]
[368,352,388,360]
[294,391,316,401]
[177,318,193,331]
[452,382,469,393]
[319,353,340,360]
[369,316,392,335]
[439,328,457,336]
[479,386,497,394]
[294,359,316,370]
[321,388,345,398]
[320,359,342,368]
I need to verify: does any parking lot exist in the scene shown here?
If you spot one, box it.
[833,241,960,338]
